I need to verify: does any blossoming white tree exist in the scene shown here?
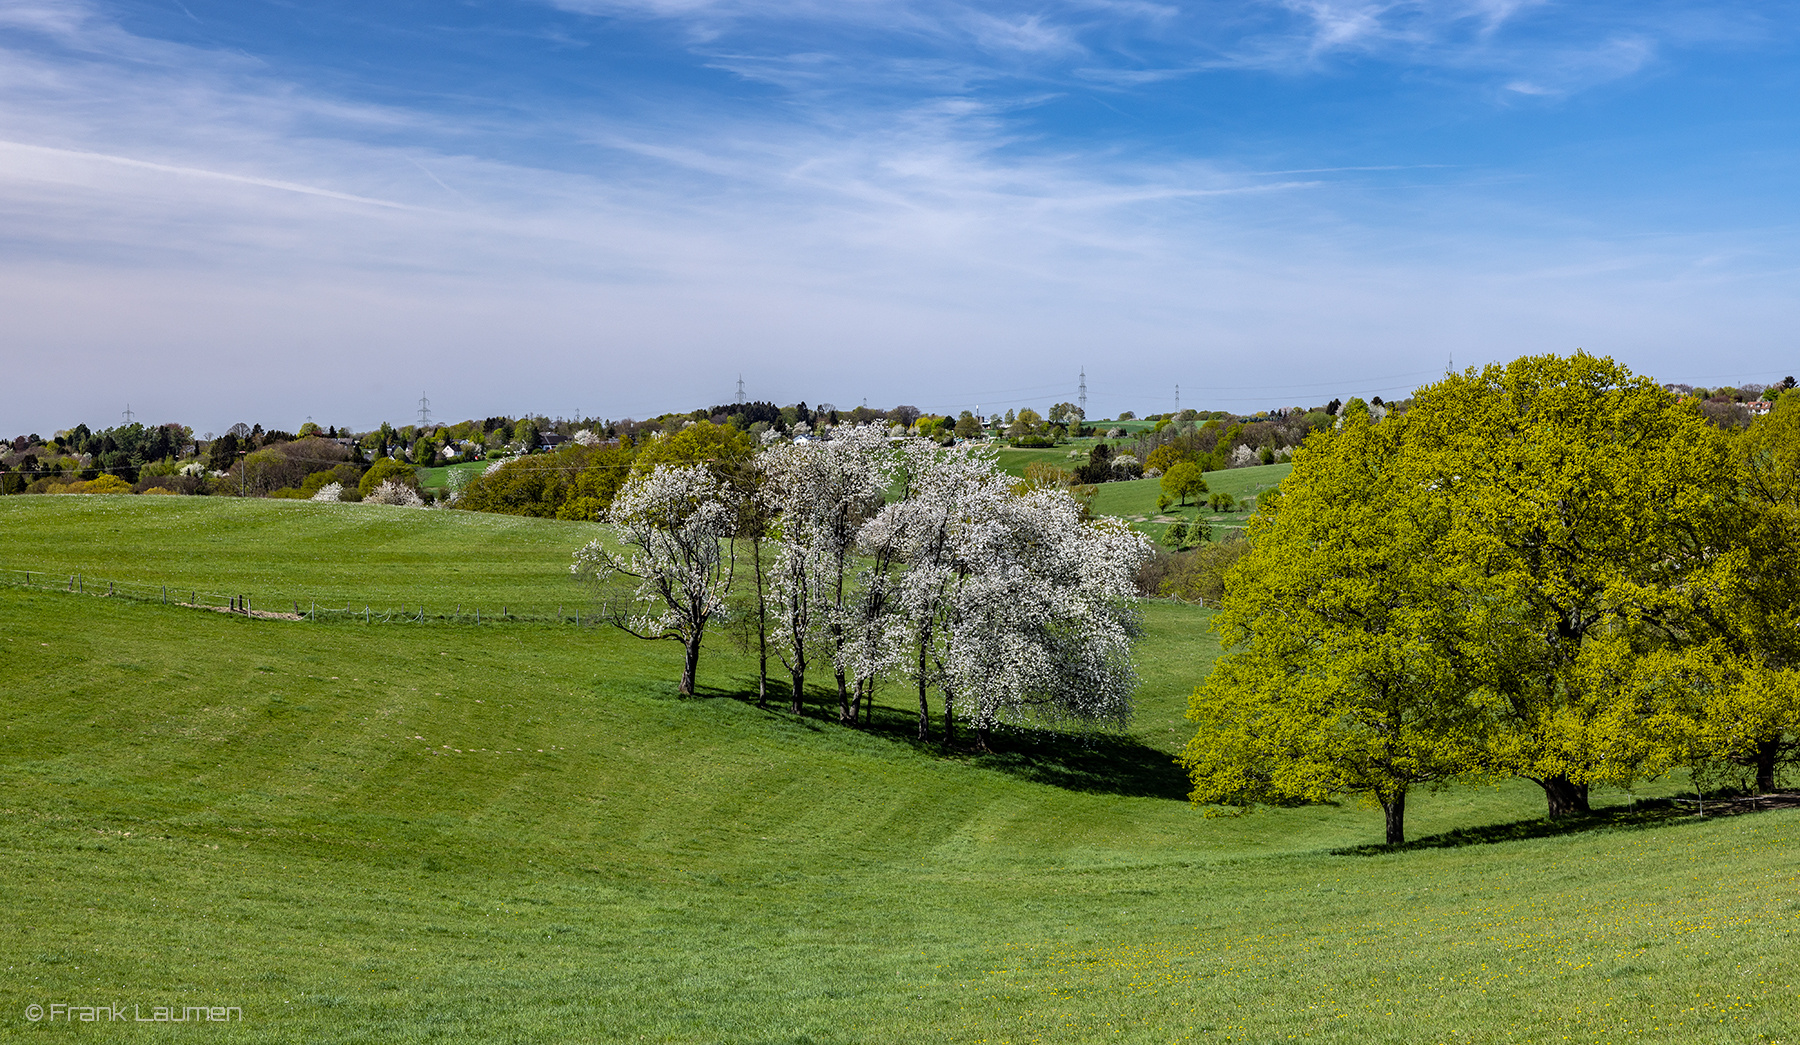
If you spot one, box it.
[860,438,1152,745]
[571,463,738,696]
[938,486,1148,748]
[858,438,1010,738]
[574,426,1153,740]
[757,425,891,722]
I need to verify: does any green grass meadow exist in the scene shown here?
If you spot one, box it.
[1,497,1796,1042]
[417,461,489,494]
[0,496,600,615]
[1090,464,1291,541]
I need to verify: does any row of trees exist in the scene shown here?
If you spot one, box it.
[1184,354,1800,843]
[571,426,1153,747]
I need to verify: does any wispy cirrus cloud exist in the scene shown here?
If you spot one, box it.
[547,0,1678,97]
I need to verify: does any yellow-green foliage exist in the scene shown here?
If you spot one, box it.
[1187,353,1782,837]
[1159,460,1206,506]
[631,419,754,474]
[1184,410,1487,843]
[1143,441,1191,475]
[358,456,418,497]
[1407,353,1739,803]
[78,474,134,494]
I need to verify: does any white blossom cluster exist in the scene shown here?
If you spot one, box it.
[571,463,739,693]
[571,425,1153,737]
[310,481,343,502]
[366,480,424,507]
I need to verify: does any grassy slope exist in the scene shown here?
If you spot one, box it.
[1091,463,1292,541]
[992,445,1094,478]
[1,499,1795,1043]
[0,496,600,614]
[416,461,488,493]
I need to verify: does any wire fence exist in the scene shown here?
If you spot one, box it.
[0,567,599,627]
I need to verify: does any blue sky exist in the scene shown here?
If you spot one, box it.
[2,0,1797,433]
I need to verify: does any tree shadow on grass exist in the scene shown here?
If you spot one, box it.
[1333,792,1800,856]
[691,679,1191,801]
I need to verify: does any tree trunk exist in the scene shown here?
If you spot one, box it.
[1537,775,1589,819]
[1755,738,1780,793]
[679,632,702,696]
[942,686,955,747]
[754,541,769,708]
[974,720,991,753]
[1380,791,1406,846]
[789,664,805,715]
[836,666,852,724]
[915,626,933,740]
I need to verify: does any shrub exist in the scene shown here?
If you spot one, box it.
[1158,536,1251,605]
[311,482,344,502]
[1144,443,1192,475]
[81,474,134,495]
[358,458,418,499]
[133,474,202,495]
[365,480,424,507]
[298,464,359,498]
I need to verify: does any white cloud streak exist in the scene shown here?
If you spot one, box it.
[0,139,420,209]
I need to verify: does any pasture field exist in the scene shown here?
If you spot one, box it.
[1,497,1795,1043]
[417,461,489,494]
[0,496,601,616]
[1090,464,1292,540]
[992,444,1095,478]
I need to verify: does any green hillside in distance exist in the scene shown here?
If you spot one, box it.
[1092,463,1292,541]
[0,496,601,614]
[0,496,1792,1043]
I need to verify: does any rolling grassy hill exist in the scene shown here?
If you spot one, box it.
[0,496,601,615]
[416,460,489,494]
[1,497,1794,1043]
[1091,464,1292,541]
